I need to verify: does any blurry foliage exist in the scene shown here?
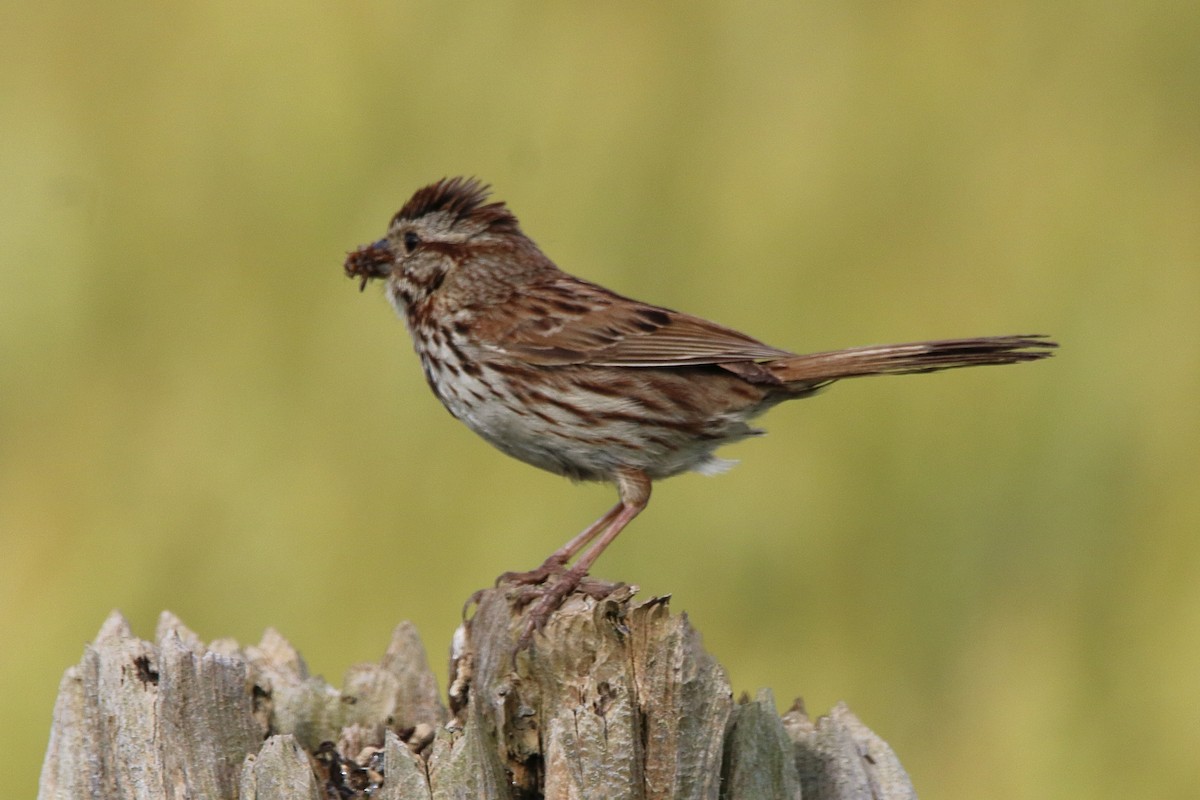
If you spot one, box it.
[3,2,1199,798]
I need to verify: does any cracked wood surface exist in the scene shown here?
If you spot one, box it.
[39,585,915,799]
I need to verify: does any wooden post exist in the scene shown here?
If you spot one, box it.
[39,585,915,799]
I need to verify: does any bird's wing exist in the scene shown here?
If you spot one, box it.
[468,276,795,367]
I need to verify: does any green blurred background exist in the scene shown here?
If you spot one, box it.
[4,1,1198,797]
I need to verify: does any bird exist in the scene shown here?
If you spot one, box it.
[345,176,1056,641]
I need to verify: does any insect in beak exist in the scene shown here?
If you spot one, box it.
[344,238,393,292]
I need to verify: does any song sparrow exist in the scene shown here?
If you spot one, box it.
[346,177,1055,641]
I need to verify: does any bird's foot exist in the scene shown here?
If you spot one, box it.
[496,554,570,587]
[513,568,624,651]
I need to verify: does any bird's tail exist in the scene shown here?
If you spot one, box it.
[765,335,1057,386]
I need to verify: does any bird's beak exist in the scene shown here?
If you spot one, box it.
[344,238,394,292]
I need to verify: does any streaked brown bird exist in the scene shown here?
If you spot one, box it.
[346,177,1055,640]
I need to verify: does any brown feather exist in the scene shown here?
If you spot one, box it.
[391,176,521,234]
[763,336,1057,385]
[472,276,796,366]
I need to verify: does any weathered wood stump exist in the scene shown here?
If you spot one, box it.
[39,584,915,799]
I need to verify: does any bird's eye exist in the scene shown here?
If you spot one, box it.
[403,231,421,253]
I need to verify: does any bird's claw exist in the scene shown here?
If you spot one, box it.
[496,555,570,589]
[511,571,625,651]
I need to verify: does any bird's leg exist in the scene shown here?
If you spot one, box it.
[516,470,651,648]
[497,501,624,587]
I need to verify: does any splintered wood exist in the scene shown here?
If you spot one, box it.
[39,588,914,799]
